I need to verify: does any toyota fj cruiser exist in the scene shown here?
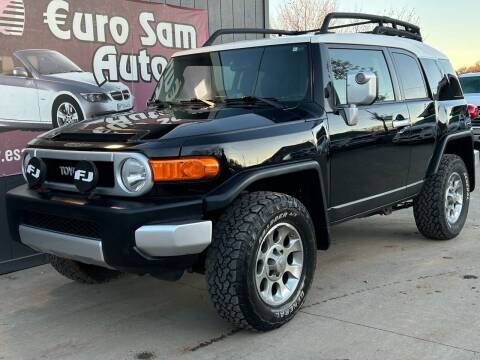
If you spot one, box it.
[6,13,477,331]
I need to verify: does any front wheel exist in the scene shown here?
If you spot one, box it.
[414,154,470,240]
[206,192,316,331]
[52,97,84,128]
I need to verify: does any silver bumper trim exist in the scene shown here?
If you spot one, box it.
[19,225,109,268]
[135,221,212,257]
[475,150,479,168]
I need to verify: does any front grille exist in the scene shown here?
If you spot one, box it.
[22,211,101,239]
[111,91,123,101]
[111,90,131,101]
[43,159,115,187]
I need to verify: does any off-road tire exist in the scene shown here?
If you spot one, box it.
[414,154,470,240]
[48,255,122,284]
[206,191,316,331]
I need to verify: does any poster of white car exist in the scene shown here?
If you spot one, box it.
[0,49,134,128]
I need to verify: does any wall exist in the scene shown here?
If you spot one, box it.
[0,0,269,274]
[147,0,269,41]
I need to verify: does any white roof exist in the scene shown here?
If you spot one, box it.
[174,33,447,60]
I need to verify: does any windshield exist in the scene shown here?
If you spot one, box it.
[460,76,480,94]
[153,43,310,105]
[24,51,82,75]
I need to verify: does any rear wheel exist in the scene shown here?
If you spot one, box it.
[414,154,470,240]
[49,255,122,284]
[206,192,316,331]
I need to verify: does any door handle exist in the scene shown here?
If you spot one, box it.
[392,115,411,129]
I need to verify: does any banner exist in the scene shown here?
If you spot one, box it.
[0,0,208,177]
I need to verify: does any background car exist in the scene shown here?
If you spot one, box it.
[0,49,134,128]
[459,73,480,145]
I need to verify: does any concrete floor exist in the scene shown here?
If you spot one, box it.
[2,177,480,360]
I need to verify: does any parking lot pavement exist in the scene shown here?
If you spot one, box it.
[2,176,480,360]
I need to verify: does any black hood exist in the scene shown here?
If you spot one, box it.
[38,104,317,145]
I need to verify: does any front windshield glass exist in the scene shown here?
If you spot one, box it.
[153,43,310,105]
[25,51,82,75]
[460,76,480,94]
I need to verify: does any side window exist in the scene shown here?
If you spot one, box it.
[392,53,428,100]
[437,59,464,100]
[420,58,444,100]
[329,48,395,105]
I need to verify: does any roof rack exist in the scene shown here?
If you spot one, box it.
[203,12,422,47]
[319,12,422,42]
[203,28,312,47]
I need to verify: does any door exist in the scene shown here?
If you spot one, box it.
[0,55,40,122]
[390,51,436,196]
[326,46,412,221]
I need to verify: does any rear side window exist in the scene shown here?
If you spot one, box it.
[392,53,428,100]
[420,59,444,100]
[437,59,464,100]
[329,48,395,105]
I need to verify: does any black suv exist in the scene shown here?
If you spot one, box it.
[6,14,477,330]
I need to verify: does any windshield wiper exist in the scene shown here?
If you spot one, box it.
[147,99,177,108]
[147,98,215,109]
[223,96,286,110]
[179,98,215,107]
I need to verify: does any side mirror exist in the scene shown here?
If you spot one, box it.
[12,67,29,78]
[347,71,377,105]
[341,71,378,126]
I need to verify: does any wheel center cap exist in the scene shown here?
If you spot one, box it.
[266,246,287,281]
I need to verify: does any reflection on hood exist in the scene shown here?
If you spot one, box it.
[43,104,315,142]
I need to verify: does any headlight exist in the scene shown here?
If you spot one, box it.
[121,158,148,193]
[21,151,32,180]
[80,93,109,103]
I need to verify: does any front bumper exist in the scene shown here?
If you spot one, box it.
[80,97,134,119]
[7,185,211,273]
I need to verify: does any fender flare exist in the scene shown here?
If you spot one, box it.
[427,130,475,190]
[204,161,331,249]
[51,92,86,120]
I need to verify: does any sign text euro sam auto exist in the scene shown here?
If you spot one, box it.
[43,0,200,86]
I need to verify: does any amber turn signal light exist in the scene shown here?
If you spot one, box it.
[149,157,220,182]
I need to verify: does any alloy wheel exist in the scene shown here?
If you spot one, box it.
[57,102,79,126]
[255,222,304,306]
[445,172,464,225]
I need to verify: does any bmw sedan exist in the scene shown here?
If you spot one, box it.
[0,49,134,128]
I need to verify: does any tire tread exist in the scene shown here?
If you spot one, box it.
[414,154,468,240]
[206,191,314,331]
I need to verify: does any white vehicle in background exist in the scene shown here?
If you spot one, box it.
[0,49,134,128]
[459,73,480,145]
